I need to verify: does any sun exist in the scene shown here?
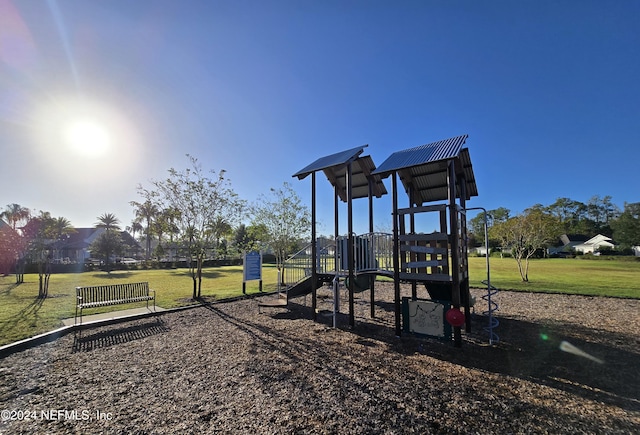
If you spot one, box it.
[64,119,111,157]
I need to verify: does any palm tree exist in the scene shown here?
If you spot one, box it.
[96,213,121,232]
[130,200,158,260]
[128,221,144,240]
[1,204,30,231]
[209,216,233,259]
[95,213,121,271]
[51,217,75,262]
[161,207,181,261]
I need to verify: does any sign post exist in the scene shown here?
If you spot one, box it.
[243,251,262,294]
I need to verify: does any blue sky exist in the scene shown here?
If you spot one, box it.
[1,0,638,235]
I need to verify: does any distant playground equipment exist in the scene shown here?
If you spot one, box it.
[283,135,498,347]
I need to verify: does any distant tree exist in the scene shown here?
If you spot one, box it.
[1,203,31,231]
[251,182,310,284]
[0,224,26,280]
[490,208,561,282]
[611,202,640,249]
[546,197,587,234]
[127,221,144,242]
[21,212,72,297]
[159,207,181,261]
[586,195,620,235]
[95,213,121,272]
[146,155,245,299]
[209,216,233,259]
[96,213,121,232]
[50,217,75,261]
[130,199,159,260]
[234,224,268,255]
[468,207,510,246]
[90,231,125,271]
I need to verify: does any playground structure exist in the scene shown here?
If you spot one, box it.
[283,135,497,347]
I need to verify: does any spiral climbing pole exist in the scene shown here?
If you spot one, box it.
[466,207,499,345]
[481,279,499,344]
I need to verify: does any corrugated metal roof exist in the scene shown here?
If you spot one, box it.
[372,135,468,177]
[326,155,388,201]
[292,145,367,180]
[292,146,387,202]
[399,148,478,204]
[372,135,478,205]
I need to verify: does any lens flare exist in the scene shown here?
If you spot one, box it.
[559,340,604,364]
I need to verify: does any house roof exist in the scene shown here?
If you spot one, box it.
[59,228,140,250]
[60,228,101,249]
[292,145,388,202]
[560,234,590,245]
[371,135,478,205]
[583,234,615,245]
[120,231,140,248]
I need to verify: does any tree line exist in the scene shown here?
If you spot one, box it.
[0,156,310,300]
[468,196,640,281]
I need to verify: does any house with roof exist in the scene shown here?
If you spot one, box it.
[574,234,616,254]
[57,228,142,263]
[57,228,104,263]
[549,234,617,256]
[548,234,589,256]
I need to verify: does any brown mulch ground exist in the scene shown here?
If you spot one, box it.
[0,283,639,434]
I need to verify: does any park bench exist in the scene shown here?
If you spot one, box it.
[75,282,155,325]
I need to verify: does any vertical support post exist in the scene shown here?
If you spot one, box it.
[409,185,417,300]
[439,209,449,275]
[368,177,374,234]
[460,175,471,333]
[392,172,401,337]
[334,184,340,313]
[368,177,375,318]
[347,162,355,328]
[447,160,462,347]
[311,172,317,321]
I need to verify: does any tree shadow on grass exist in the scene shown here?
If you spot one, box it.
[4,297,45,323]
[168,268,244,280]
[87,271,135,280]
[0,282,21,296]
[0,296,46,344]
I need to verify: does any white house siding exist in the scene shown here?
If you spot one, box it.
[574,234,615,254]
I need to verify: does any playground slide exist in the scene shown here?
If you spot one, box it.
[287,274,334,298]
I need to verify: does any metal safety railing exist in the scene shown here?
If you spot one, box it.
[283,232,394,287]
[335,232,393,274]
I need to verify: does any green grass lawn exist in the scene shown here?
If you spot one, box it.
[0,265,280,346]
[1,258,639,347]
[468,256,640,298]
